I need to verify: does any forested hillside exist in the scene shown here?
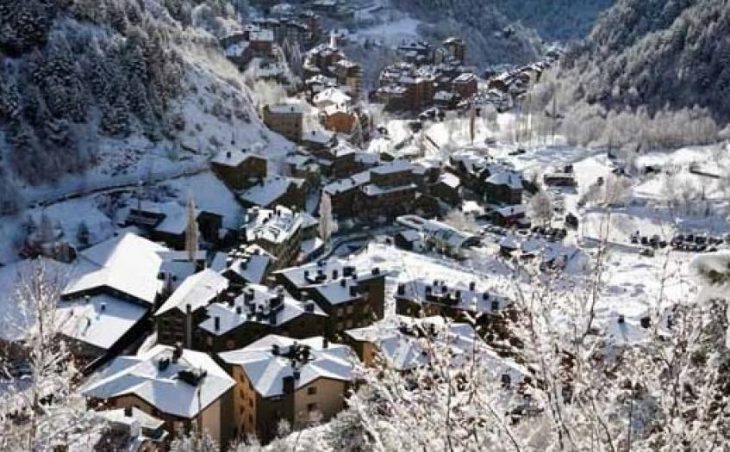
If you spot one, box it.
[561,0,730,121]
[0,0,276,212]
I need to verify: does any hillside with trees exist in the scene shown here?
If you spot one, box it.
[0,0,277,212]
[560,0,730,122]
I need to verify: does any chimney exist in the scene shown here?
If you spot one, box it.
[349,286,358,297]
[491,300,499,311]
[124,406,133,417]
[617,315,625,324]
[236,306,242,315]
[172,343,183,362]
[322,337,329,348]
[305,302,315,313]
[340,278,346,287]
[100,302,106,312]
[185,304,193,349]
[214,316,220,331]
[397,284,405,295]
[272,344,280,355]
[332,269,339,279]
[226,151,232,159]
[640,316,651,329]
[283,375,295,394]
[469,281,476,291]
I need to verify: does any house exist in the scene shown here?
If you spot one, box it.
[322,160,429,220]
[211,149,268,191]
[394,229,424,251]
[395,278,513,330]
[198,285,328,352]
[319,104,358,134]
[249,29,274,55]
[443,37,466,63]
[238,175,306,211]
[490,204,528,228]
[430,172,462,205]
[263,104,304,143]
[221,244,277,286]
[345,316,479,371]
[239,205,306,268]
[94,407,169,449]
[81,344,235,446]
[301,128,336,150]
[452,73,478,99]
[59,233,169,363]
[396,215,480,258]
[219,335,354,443]
[543,171,577,187]
[124,201,223,249]
[273,258,386,336]
[312,87,351,109]
[485,170,523,205]
[155,269,230,348]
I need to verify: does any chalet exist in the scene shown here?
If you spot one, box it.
[219,335,354,443]
[394,278,515,341]
[345,316,476,371]
[81,344,235,446]
[94,407,168,449]
[273,258,386,336]
[323,160,430,221]
[319,104,358,134]
[154,269,230,348]
[211,149,268,191]
[221,244,277,287]
[396,214,480,258]
[124,201,223,249]
[239,205,307,268]
[198,284,327,352]
[443,37,466,63]
[238,175,306,211]
[485,170,523,205]
[301,128,336,151]
[312,87,351,110]
[430,172,462,205]
[452,72,478,99]
[490,204,528,228]
[263,104,304,143]
[58,233,168,364]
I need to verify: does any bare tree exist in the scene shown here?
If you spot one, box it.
[319,192,336,249]
[0,260,104,449]
[529,190,553,226]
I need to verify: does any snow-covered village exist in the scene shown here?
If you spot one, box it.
[1,1,730,451]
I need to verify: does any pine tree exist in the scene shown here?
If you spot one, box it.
[101,94,131,136]
[185,194,199,263]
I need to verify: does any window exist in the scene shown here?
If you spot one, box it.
[249,398,253,408]
[307,403,318,412]
[239,390,244,399]
[249,414,254,425]
[307,386,317,395]
[346,305,354,314]
[346,320,353,328]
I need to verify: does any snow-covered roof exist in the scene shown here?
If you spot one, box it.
[81,345,234,419]
[219,335,354,398]
[239,176,302,208]
[250,29,274,42]
[275,257,384,292]
[313,87,351,107]
[486,171,523,190]
[199,285,326,336]
[64,233,168,305]
[266,103,304,115]
[396,215,478,249]
[242,205,304,245]
[211,148,256,167]
[302,128,335,144]
[345,316,477,371]
[97,406,165,432]
[395,278,511,315]
[155,269,229,316]
[439,172,461,188]
[494,204,526,217]
[323,170,371,195]
[223,245,276,285]
[56,294,148,351]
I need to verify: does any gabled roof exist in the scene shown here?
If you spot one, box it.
[56,294,148,351]
[155,269,229,316]
[199,285,326,336]
[219,335,354,398]
[64,233,168,305]
[81,345,234,419]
